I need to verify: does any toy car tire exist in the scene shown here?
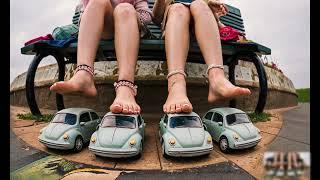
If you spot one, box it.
[73,136,84,152]
[219,136,230,153]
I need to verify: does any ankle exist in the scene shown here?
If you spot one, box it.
[208,68,225,78]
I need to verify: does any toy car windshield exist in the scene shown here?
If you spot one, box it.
[51,113,77,125]
[226,113,251,126]
[101,115,136,129]
[169,116,202,128]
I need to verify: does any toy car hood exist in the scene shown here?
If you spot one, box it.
[168,127,205,148]
[96,127,137,148]
[227,123,258,140]
[43,123,73,140]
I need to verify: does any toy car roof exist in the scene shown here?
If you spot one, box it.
[208,107,246,115]
[57,108,96,115]
[103,112,139,118]
[167,112,200,118]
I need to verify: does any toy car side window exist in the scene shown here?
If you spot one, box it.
[204,112,213,120]
[138,115,142,126]
[212,113,223,123]
[164,115,168,124]
[80,112,91,123]
[90,112,99,121]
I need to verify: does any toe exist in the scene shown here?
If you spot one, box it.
[110,103,122,113]
[182,103,193,113]
[163,105,168,113]
[134,105,139,114]
[175,104,182,113]
[122,104,129,114]
[128,104,134,114]
[169,104,176,114]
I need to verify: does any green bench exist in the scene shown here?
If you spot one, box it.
[21,0,271,115]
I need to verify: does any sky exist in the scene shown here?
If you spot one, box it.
[10,0,310,88]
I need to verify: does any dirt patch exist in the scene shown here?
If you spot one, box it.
[11,105,292,178]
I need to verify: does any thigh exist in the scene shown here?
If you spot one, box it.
[101,0,115,39]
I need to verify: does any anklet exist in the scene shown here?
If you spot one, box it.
[75,64,94,76]
[206,64,224,75]
[166,70,187,79]
[114,80,138,96]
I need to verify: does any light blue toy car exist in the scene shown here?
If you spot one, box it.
[159,112,213,158]
[202,108,262,153]
[89,112,146,158]
[38,108,101,152]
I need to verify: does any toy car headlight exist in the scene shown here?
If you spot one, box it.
[233,133,240,140]
[129,138,136,146]
[207,136,212,144]
[168,138,176,146]
[91,136,96,143]
[63,133,69,140]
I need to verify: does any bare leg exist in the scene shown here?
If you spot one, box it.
[163,4,193,113]
[288,152,292,170]
[109,3,141,114]
[50,0,114,97]
[190,0,251,103]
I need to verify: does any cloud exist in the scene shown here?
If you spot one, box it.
[10,0,310,88]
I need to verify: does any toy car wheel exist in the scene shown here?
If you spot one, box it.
[161,141,170,159]
[219,136,229,153]
[74,136,84,152]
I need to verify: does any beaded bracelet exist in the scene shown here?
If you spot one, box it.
[114,80,138,96]
[75,64,94,76]
[206,64,224,75]
[166,70,187,79]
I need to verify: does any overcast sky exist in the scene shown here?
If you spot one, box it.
[10,0,310,88]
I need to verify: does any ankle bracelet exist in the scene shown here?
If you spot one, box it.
[166,70,187,79]
[206,64,224,75]
[114,80,138,96]
[75,64,94,76]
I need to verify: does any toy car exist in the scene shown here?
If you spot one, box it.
[159,112,213,158]
[202,108,262,153]
[89,112,146,158]
[38,108,101,152]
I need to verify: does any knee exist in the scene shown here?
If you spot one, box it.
[113,3,136,19]
[190,0,211,16]
[88,0,108,8]
[168,3,190,21]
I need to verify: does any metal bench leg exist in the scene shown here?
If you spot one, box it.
[250,53,268,113]
[227,53,268,113]
[52,53,66,111]
[228,57,237,108]
[25,53,66,115]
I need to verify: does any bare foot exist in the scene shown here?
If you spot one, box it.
[110,86,141,114]
[49,71,97,97]
[163,75,193,113]
[207,68,251,103]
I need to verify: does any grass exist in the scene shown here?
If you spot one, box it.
[296,88,310,102]
[17,113,54,122]
[248,112,272,123]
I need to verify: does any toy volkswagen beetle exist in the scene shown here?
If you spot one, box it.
[38,108,101,152]
[89,112,146,158]
[202,108,262,153]
[159,112,213,158]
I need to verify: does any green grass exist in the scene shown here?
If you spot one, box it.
[296,88,310,102]
[248,112,272,123]
[17,113,54,122]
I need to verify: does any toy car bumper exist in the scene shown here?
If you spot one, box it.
[89,146,139,158]
[38,137,73,150]
[232,136,261,149]
[167,145,213,157]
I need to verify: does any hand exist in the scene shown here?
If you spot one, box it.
[208,0,228,16]
[110,0,135,7]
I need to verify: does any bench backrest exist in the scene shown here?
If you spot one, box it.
[72,0,246,38]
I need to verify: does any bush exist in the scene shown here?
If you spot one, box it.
[17,113,54,122]
[296,88,310,102]
[248,112,272,123]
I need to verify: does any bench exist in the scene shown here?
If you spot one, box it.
[21,0,271,115]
